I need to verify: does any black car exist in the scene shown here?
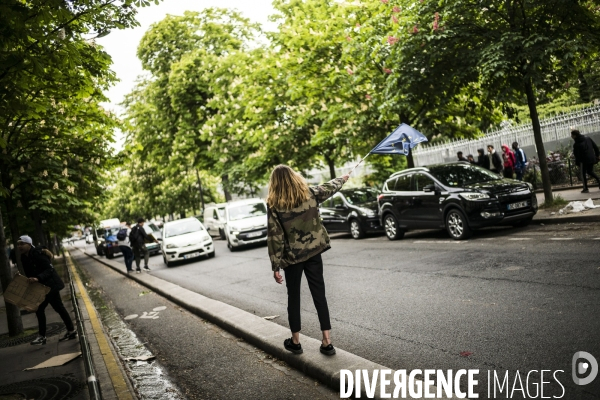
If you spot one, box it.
[378,163,538,240]
[320,188,383,239]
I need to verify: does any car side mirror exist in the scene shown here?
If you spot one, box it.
[423,184,436,193]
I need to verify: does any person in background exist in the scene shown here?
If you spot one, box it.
[467,154,476,164]
[17,235,76,345]
[571,129,600,193]
[267,165,349,357]
[477,149,487,168]
[486,145,504,174]
[512,142,527,181]
[129,218,157,273]
[117,222,134,274]
[501,144,516,179]
[457,151,468,162]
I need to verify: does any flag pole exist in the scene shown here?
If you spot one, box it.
[348,152,372,176]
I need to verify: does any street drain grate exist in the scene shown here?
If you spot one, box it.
[0,323,65,348]
[0,377,84,400]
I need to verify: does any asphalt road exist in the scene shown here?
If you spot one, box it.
[71,251,338,400]
[79,222,600,399]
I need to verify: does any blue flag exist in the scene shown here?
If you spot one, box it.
[369,123,428,155]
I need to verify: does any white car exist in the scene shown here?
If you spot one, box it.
[161,218,214,267]
[224,199,268,251]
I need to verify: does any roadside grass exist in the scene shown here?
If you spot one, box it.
[539,194,569,211]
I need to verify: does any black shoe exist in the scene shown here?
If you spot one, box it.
[136,269,141,274]
[30,335,46,345]
[59,330,78,342]
[284,338,303,354]
[320,343,336,356]
[143,266,151,272]
[581,188,589,193]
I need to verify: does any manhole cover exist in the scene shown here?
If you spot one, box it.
[0,377,84,400]
[0,323,66,348]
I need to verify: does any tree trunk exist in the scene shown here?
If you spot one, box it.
[524,78,553,203]
[196,170,205,213]
[0,209,24,336]
[407,149,415,168]
[326,156,336,179]
[3,199,25,275]
[31,209,46,247]
[221,175,232,201]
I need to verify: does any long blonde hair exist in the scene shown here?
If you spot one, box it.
[267,165,310,211]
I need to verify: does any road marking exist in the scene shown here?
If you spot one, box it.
[594,238,600,240]
[549,238,575,240]
[124,314,138,320]
[153,306,167,312]
[413,240,464,244]
[66,253,134,400]
[508,238,531,241]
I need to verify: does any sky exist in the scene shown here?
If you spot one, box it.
[97,0,277,148]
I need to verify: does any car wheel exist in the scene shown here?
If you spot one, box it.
[163,254,170,267]
[512,217,533,228]
[219,228,226,240]
[208,250,215,258]
[97,247,104,256]
[349,219,365,239]
[384,214,404,240]
[445,209,472,240]
[106,251,114,259]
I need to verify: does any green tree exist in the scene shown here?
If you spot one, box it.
[399,0,600,202]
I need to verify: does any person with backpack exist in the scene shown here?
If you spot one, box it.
[17,235,76,345]
[130,218,157,273]
[512,142,527,181]
[572,129,600,193]
[117,222,134,273]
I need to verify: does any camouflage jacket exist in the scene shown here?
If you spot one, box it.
[267,178,345,271]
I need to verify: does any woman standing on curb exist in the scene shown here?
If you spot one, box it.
[267,165,349,356]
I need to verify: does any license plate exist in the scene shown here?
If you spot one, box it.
[246,231,263,238]
[183,252,200,259]
[507,201,528,210]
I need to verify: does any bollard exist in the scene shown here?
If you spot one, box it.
[568,159,573,186]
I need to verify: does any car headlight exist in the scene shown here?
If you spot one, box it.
[202,235,211,242]
[460,192,490,201]
[166,243,177,249]
[525,182,533,191]
[358,207,376,217]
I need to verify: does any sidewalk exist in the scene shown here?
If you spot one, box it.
[534,187,600,224]
[0,254,135,400]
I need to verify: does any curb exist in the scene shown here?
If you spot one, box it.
[533,214,600,225]
[76,249,456,400]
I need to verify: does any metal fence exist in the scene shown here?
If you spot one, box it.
[413,104,600,167]
[524,159,600,190]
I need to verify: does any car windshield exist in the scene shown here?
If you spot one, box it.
[104,227,120,238]
[147,223,160,233]
[165,219,204,238]
[342,189,378,205]
[228,202,267,221]
[429,164,501,187]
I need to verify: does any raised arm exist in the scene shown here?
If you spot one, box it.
[310,176,348,203]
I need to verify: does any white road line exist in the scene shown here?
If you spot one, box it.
[508,238,531,241]
[413,240,464,244]
[594,238,600,240]
[549,238,575,240]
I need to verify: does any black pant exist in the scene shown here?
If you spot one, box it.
[36,290,74,336]
[284,253,331,333]
[119,246,134,271]
[582,163,600,189]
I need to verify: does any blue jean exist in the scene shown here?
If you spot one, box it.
[119,246,134,271]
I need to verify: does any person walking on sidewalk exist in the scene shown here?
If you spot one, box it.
[117,222,134,274]
[486,145,504,174]
[512,142,527,181]
[501,144,516,179]
[17,235,77,345]
[267,165,349,356]
[572,129,600,193]
[130,218,157,273]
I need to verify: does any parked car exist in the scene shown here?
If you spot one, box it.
[93,218,121,258]
[223,199,268,251]
[204,203,227,239]
[143,223,162,256]
[319,188,382,239]
[161,217,214,267]
[378,163,538,240]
